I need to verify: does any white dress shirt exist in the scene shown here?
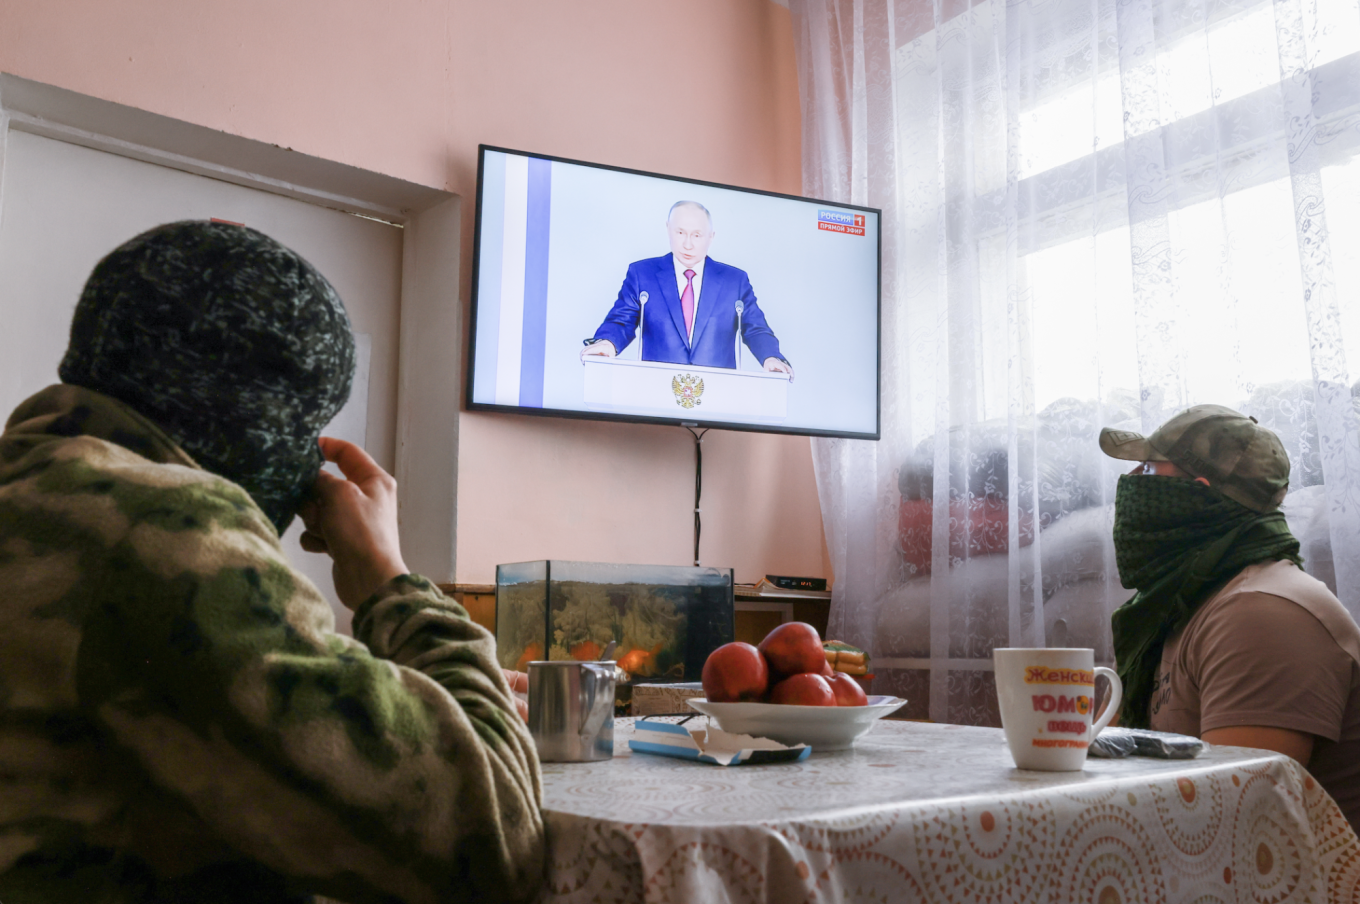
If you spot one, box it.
[672,256,706,346]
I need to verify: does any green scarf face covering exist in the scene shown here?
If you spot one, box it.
[1110,473,1302,728]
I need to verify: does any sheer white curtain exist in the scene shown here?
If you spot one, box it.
[792,0,1360,724]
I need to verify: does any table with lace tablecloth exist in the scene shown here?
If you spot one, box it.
[538,717,1360,903]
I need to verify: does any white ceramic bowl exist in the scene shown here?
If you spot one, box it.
[686,696,907,751]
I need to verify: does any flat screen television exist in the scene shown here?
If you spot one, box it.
[466,146,881,439]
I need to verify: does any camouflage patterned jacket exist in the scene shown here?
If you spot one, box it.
[0,385,544,904]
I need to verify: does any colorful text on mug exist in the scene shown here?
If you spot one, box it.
[1023,666,1094,685]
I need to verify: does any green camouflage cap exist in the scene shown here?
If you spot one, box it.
[1099,405,1290,512]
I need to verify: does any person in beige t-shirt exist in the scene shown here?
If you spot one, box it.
[1151,559,1360,828]
[1101,405,1360,831]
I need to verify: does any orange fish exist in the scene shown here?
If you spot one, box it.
[514,642,543,672]
[569,640,604,661]
[616,642,664,676]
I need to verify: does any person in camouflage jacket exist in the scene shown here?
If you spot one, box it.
[0,222,544,904]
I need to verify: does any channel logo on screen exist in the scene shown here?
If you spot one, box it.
[817,209,866,236]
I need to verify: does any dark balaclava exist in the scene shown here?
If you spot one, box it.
[58,220,355,533]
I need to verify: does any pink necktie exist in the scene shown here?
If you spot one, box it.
[681,269,696,340]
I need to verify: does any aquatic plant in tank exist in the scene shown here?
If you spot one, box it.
[495,561,735,712]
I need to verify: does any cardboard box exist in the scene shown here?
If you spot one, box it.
[631,682,705,716]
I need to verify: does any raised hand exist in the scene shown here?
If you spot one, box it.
[299,437,409,610]
[503,669,529,720]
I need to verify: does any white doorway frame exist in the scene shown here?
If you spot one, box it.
[0,72,463,582]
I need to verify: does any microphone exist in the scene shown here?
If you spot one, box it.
[734,300,744,371]
[638,291,649,361]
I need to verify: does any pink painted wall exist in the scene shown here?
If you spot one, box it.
[0,0,831,585]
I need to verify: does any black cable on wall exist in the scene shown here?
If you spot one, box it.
[684,425,709,566]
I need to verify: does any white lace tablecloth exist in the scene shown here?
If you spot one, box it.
[539,717,1360,903]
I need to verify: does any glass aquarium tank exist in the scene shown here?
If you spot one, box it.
[495,561,735,712]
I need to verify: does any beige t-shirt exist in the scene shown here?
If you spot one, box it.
[1151,560,1360,830]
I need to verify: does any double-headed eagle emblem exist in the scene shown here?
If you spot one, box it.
[672,373,704,409]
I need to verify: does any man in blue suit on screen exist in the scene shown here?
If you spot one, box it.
[580,201,794,379]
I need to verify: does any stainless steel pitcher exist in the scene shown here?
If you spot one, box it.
[527,661,616,763]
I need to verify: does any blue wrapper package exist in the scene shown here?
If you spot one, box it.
[629,718,810,766]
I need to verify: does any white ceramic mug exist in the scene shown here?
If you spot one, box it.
[993,648,1122,771]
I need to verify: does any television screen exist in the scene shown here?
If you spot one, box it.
[467,146,880,439]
